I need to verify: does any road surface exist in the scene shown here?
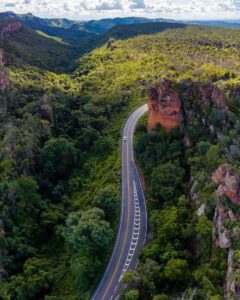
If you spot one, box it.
[91,104,148,300]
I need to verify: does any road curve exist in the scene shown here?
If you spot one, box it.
[91,104,148,300]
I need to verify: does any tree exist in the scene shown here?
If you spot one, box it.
[62,208,113,289]
[197,141,211,156]
[39,137,77,181]
[164,258,190,283]
[7,258,52,300]
[150,162,184,202]
[63,208,113,254]
[92,188,119,221]
[196,216,212,259]
[157,207,178,244]
[124,289,139,300]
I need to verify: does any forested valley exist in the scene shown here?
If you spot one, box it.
[0,18,240,300]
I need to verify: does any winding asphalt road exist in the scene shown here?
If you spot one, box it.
[91,104,148,300]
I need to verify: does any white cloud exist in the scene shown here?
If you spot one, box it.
[0,0,240,20]
[130,0,146,9]
[95,0,123,10]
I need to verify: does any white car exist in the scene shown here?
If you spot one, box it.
[123,136,127,142]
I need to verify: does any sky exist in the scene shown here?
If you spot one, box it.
[0,0,240,21]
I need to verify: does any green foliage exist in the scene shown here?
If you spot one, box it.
[1,19,240,300]
[92,188,119,222]
[39,137,77,182]
[62,208,113,290]
[164,258,190,283]
[63,208,113,254]
[7,258,52,300]
[124,289,139,300]
[153,294,169,300]
[151,162,184,201]
[196,216,212,260]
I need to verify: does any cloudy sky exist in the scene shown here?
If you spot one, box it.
[0,0,240,20]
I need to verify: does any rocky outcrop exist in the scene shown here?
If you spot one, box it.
[212,203,234,249]
[212,164,240,206]
[199,83,228,112]
[212,165,240,299]
[147,80,182,131]
[226,249,240,300]
[230,145,240,161]
[0,49,9,92]
[0,21,22,38]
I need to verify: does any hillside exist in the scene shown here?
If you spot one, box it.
[0,12,94,45]
[0,20,77,71]
[0,19,240,300]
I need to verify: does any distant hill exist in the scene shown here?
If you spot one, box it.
[186,20,240,27]
[0,12,180,44]
[84,17,177,34]
[104,22,186,40]
[0,12,95,44]
[1,11,240,47]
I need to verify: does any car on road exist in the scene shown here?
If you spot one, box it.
[123,136,127,142]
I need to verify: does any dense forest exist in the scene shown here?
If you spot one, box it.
[0,19,240,300]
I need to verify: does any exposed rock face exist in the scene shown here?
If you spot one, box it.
[0,21,22,38]
[230,145,240,161]
[199,83,228,112]
[212,165,240,299]
[147,80,182,131]
[212,203,232,249]
[183,136,192,148]
[0,49,9,91]
[212,164,240,205]
[227,248,240,300]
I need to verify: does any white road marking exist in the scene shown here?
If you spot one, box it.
[119,181,141,282]
[91,105,148,300]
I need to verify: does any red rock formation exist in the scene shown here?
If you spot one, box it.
[0,21,22,38]
[0,49,9,91]
[199,83,228,112]
[147,80,182,131]
[213,164,240,205]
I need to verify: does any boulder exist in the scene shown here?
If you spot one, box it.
[212,203,231,249]
[230,145,240,161]
[213,165,240,206]
[183,136,192,148]
[147,80,182,131]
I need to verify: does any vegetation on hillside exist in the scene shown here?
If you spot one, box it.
[0,22,240,300]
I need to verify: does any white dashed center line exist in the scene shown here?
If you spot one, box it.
[119,181,140,282]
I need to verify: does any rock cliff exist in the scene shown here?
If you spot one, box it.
[199,83,228,112]
[0,49,9,91]
[147,80,182,131]
[0,21,22,38]
[147,80,228,132]
[212,165,240,299]
[213,164,240,206]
